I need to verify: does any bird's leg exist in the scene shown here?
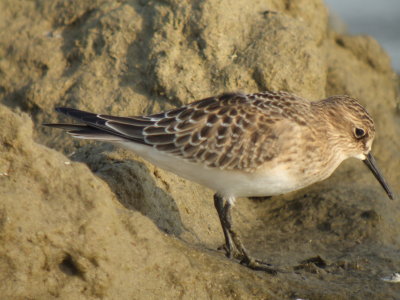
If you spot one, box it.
[213,194,237,258]
[213,193,277,274]
[214,193,258,260]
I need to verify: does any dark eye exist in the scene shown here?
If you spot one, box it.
[354,128,365,139]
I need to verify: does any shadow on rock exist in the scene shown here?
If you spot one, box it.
[71,144,186,237]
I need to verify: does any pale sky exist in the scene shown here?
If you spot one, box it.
[325,0,400,71]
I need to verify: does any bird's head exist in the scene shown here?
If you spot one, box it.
[318,95,393,199]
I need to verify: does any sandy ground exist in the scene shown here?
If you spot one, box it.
[1,0,400,299]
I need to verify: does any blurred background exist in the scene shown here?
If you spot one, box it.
[325,0,400,72]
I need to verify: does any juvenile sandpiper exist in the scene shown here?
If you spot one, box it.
[45,90,394,274]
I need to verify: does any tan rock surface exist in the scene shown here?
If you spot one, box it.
[1,0,399,299]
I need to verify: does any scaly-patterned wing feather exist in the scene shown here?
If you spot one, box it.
[46,91,305,171]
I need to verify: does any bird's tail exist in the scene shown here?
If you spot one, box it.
[43,107,127,141]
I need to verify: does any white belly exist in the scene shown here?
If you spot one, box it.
[119,141,300,198]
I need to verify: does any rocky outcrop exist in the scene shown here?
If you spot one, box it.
[1,0,399,298]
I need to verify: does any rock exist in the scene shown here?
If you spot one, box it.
[1,0,399,298]
[0,104,282,299]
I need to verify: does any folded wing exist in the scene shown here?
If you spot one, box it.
[45,93,292,171]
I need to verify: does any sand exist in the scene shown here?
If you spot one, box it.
[1,0,399,299]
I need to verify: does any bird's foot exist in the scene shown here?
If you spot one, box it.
[240,256,278,275]
[219,244,278,275]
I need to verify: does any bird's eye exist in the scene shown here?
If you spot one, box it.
[354,128,366,139]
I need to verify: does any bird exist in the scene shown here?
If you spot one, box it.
[44,90,394,274]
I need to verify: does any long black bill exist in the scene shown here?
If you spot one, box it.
[363,153,394,200]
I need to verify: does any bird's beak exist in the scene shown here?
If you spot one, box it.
[363,153,394,199]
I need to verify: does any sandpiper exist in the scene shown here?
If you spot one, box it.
[45,90,393,274]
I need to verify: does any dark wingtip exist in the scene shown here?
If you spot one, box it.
[52,107,99,123]
[42,108,83,127]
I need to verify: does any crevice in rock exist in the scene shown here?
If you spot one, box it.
[59,254,83,277]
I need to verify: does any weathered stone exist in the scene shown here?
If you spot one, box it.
[1,0,399,298]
